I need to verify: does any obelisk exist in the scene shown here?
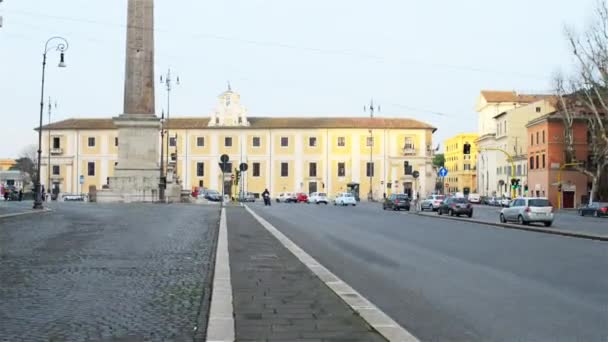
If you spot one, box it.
[98,0,161,202]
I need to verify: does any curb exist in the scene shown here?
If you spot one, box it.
[414,211,608,242]
[0,208,52,219]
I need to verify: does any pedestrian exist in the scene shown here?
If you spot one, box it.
[262,188,271,206]
[3,189,8,201]
[41,185,46,202]
[18,189,23,202]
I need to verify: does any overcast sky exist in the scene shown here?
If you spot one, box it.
[0,0,594,157]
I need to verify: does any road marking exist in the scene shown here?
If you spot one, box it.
[245,205,419,342]
[0,208,52,219]
[206,208,235,342]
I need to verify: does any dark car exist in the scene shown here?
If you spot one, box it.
[578,202,608,217]
[383,194,410,211]
[438,197,473,217]
[200,189,222,202]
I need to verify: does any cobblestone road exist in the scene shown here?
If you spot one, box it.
[0,203,219,342]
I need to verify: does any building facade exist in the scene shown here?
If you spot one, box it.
[526,113,589,208]
[475,91,553,197]
[443,133,478,195]
[0,159,16,171]
[39,89,437,200]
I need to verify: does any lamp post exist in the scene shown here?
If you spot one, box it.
[159,109,166,202]
[47,97,57,199]
[364,99,379,201]
[34,36,68,210]
[160,69,179,171]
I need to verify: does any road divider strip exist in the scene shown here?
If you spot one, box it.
[206,208,235,342]
[245,205,419,342]
[414,212,608,242]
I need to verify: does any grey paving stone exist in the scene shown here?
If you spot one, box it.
[226,207,386,342]
[0,203,219,342]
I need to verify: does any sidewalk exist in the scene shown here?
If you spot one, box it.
[226,206,387,341]
[0,200,41,218]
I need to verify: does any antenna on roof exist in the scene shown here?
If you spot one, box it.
[227,81,232,92]
[364,98,379,119]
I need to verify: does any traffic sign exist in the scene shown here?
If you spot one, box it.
[220,154,229,163]
[239,162,248,172]
[438,167,448,177]
[412,171,420,179]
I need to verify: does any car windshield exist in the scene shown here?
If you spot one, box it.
[529,199,551,207]
[343,193,354,197]
[453,198,467,203]
[318,193,327,197]
[395,195,409,199]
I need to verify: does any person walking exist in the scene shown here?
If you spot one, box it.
[3,188,8,201]
[262,188,271,206]
[18,189,23,202]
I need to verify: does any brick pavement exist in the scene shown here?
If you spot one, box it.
[227,206,387,342]
[0,203,219,342]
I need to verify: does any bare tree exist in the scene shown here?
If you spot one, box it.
[9,144,38,185]
[555,1,608,204]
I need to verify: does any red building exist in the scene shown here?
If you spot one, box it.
[526,112,589,208]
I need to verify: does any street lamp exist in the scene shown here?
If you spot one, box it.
[160,69,180,171]
[34,36,68,210]
[159,109,166,202]
[364,99,379,201]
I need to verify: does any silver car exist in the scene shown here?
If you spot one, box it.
[500,197,554,227]
[420,194,445,211]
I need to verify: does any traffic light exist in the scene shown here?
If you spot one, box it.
[463,143,471,155]
[510,178,521,189]
[524,184,528,192]
[235,170,241,185]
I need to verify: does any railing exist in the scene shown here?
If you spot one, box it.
[50,148,63,155]
[403,147,417,155]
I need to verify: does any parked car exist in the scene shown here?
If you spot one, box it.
[437,197,473,217]
[199,189,222,202]
[334,192,357,206]
[468,193,481,204]
[420,194,445,211]
[488,197,499,206]
[277,192,297,203]
[500,197,554,227]
[383,194,411,211]
[500,197,511,207]
[577,202,608,217]
[238,191,256,202]
[480,196,490,205]
[308,192,329,204]
[296,192,308,203]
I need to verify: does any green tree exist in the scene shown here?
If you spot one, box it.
[433,153,445,168]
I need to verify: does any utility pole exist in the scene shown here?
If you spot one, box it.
[160,69,180,172]
[364,99,379,201]
[47,97,57,198]
[159,109,166,202]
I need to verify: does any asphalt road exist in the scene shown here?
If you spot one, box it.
[248,201,608,342]
[0,202,219,342]
[429,204,608,237]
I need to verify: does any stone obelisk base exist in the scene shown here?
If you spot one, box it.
[97,115,172,203]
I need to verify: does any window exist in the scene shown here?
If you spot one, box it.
[252,137,261,147]
[169,137,176,147]
[338,162,346,177]
[404,161,412,175]
[404,137,414,150]
[88,137,95,147]
[517,165,522,176]
[366,136,374,147]
[366,162,374,177]
[531,134,534,146]
[337,137,346,147]
[224,137,232,147]
[281,162,289,177]
[309,137,317,147]
[252,162,261,177]
[52,165,60,175]
[309,162,317,177]
[464,164,471,171]
[536,132,539,145]
[536,107,541,113]
[542,131,545,144]
[542,154,546,169]
[529,157,534,170]
[281,137,289,147]
[52,137,60,149]
[196,162,204,177]
[197,137,205,147]
[535,155,539,170]
[114,137,119,147]
[87,162,95,176]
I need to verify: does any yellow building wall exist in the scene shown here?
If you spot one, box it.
[330,132,351,155]
[81,160,101,191]
[358,132,382,156]
[247,134,267,155]
[189,160,210,190]
[443,133,478,193]
[274,134,295,156]
[219,134,240,155]
[245,160,267,194]
[329,159,352,195]
[303,132,324,155]
[273,160,295,193]
[190,134,211,156]
[81,134,101,155]
[0,159,16,171]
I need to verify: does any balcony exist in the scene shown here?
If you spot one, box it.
[50,174,64,181]
[402,147,417,156]
[50,148,63,155]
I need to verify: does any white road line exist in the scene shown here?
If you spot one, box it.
[206,208,235,342]
[245,205,419,342]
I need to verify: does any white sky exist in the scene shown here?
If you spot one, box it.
[0,0,593,157]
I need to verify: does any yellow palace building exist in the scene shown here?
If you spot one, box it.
[38,88,437,200]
